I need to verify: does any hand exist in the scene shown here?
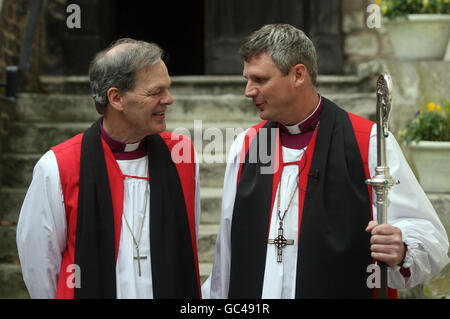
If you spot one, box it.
[365,221,406,268]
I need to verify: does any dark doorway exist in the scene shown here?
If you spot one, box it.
[44,0,206,76]
[115,0,205,75]
[205,0,343,75]
[44,0,343,76]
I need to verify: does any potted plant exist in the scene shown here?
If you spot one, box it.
[399,101,450,192]
[379,0,450,60]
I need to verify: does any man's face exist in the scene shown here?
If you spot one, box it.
[243,52,296,125]
[121,59,173,136]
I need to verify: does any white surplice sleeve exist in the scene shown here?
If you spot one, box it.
[368,125,450,289]
[201,129,248,299]
[16,150,67,299]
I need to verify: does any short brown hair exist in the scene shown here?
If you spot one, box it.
[239,24,318,86]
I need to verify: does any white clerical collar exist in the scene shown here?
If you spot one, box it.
[124,141,140,152]
[100,118,147,160]
[284,122,302,135]
[283,96,322,135]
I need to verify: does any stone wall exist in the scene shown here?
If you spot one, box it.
[39,0,67,75]
[0,0,27,94]
[0,0,44,93]
[0,0,395,80]
[341,0,394,74]
[0,0,27,192]
[341,1,450,138]
[0,0,28,71]
[381,60,450,136]
[41,0,114,76]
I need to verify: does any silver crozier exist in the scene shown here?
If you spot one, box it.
[365,73,399,299]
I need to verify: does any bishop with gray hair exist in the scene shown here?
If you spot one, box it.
[17,38,202,299]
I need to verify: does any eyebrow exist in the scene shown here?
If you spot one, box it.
[145,81,171,94]
[145,87,161,94]
[243,73,268,80]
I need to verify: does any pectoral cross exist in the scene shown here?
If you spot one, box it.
[133,246,147,277]
[268,222,294,262]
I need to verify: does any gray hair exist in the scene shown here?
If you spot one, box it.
[239,24,318,86]
[89,38,164,114]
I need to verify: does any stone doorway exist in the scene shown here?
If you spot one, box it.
[114,0,344,75]
[204,0,344,75]
[43,0,343,76]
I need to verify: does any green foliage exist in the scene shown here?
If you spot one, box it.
[399,101,450,144]
[379,0,450,19]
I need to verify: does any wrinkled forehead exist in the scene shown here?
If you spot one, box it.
[133,60,171,90]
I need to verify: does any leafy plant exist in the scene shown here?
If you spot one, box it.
[399,101,450,144]
[378,0,450,19]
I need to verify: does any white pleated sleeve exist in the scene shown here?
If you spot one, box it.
[16,150,67,299]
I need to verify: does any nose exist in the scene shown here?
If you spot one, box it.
[160,90,173,106]
[244,81,258,98]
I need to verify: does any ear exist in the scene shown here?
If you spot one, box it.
[292,64,307,88]
[107,87,124,111]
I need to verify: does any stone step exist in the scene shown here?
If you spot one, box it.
[0,222,219,271]
[0,223,219,298]
[14,92,375,124]
[0,261,212,298]
[1,153,41,188]
[0,263,29,298]
[0,266,437,299]
[0,187,25,223]
[329,92,376,121]
[40,75,373,96]
[4,121,255,154]
[14,93,260,123]
[0,225,17,262]
[200,262,213,285]
[197,154,227,188]
[0,261,211,298]
[0,185,223,225]
[198,224,219,263]
[3,186,449,231]
[2,152,227,188]
[0,223,216,297]
[199,187,222,225]
[5,91,376,155]
[5,122,91,154]
[427,193,450,235]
